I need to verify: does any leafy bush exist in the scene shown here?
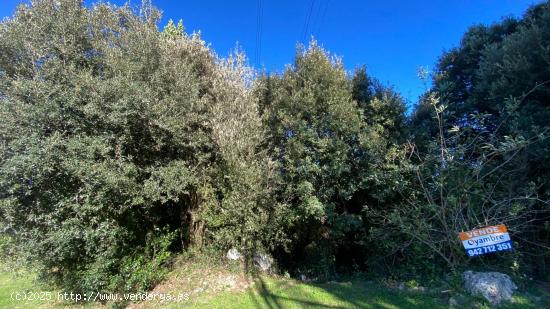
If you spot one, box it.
[1,0,549,295]
[0,0,287,293]
[257,42,407,277]
[402,2,550,278]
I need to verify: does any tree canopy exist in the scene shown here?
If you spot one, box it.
[0,0,549,295]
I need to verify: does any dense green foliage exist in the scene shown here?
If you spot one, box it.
[257,44,407,277]
[0,0,548,296]
[0,0,286,293]
[405,1,550,277]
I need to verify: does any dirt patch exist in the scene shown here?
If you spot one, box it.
[129,259,252,308]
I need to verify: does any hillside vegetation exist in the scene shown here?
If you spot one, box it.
[0,0,549,305]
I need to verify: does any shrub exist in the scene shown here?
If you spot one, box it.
[0,0,287,293]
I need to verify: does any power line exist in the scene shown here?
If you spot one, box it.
[258,0,264,66]
[255,0,264,66]
[255,0,259,65]
[310,0,323,39]
[302,0,315,43]
[315,0,331,38]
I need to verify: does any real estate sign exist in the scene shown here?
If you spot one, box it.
[459,224,513,257]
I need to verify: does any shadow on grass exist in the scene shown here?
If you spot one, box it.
[244,268,445,309]
[247,274,347,309]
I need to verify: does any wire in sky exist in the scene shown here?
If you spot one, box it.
[302,0,316,43]
[315,0,331,38]
[255,0,264,66]
[258,0,264,66]
[310,0,324,39]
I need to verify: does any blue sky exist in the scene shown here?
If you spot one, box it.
[0,0,541,105]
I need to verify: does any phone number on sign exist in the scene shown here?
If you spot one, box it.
[467,241,513,257]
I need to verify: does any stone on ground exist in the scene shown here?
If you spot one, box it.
[463,270,517,306]
[253,252,273,272]
[226,248,241,260]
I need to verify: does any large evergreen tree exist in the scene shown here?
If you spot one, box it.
[258,42,408,276]
[406,1,550,276]
[0,0,285,293]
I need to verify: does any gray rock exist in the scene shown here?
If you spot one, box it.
[253,252,273,272]
[463,270,517,306]
[449,293,468,307]
[449,297,459,307]
[2,226,15,236]
[226,248,241,260]
[396,282,426,293]
[411,286,427,293]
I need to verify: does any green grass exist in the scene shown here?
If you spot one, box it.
[177,278,547,309]
[0,264,99,309]
[180,278,447,309]
[0,263,57,309]
[1,261,547,309]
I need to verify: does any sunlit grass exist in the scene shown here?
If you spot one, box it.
[0,263,55,309]
[0,263,99,309]
[157,277,448,309]
[1,262,547,309]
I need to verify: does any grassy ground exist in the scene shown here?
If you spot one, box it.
[178,278,448,309]
[1,259,548,308]
[0,263,58,309]
[0,263,99,309]
[136,276,548,309]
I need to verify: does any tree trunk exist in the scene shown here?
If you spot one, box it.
[184,190,204,248]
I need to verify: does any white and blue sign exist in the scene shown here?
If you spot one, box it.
[459,224,513,257]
